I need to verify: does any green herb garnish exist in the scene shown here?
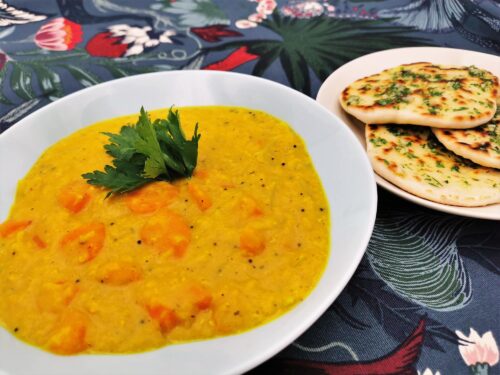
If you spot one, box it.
[369,137,387,147]
[83,107,201,195]
[375,98,395,106]
[424,174,443,188]
[451,81,462,90]
[376,83,411,106]
[468,65,486,78]
[423,97,439,115]
[428,88,442,96]
[387,126,410,137]
[347,95,361,106]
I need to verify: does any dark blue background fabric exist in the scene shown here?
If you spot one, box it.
[0,1,499,374]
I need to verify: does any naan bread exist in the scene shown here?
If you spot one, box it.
[366,124,500,206]
[432,108,500,169]
[341,63,498,129]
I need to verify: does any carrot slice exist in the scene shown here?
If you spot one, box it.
[240,226,266,256]
[32,234,47,249]
[188,182,212,211]
[126,181,179,214]
[99,262,142,285]
[58,181,92,213]
[0,220,32,238]
[238,196,263,217]
[60,223,105,263]
[189,283,213,311]
[47,310,88,355]
[140,211,191,257]
[146,304,180,335]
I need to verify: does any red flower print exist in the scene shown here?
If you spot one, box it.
[191,25,242,43]
[202,46,259,71]
[259,319,426,375]
[86,32,129,58]
[86,25,175,58]
[34,17,82,51]
[0,52,7,71]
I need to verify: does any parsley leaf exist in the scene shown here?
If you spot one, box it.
[134,108,169,179]
[82,107,201,195]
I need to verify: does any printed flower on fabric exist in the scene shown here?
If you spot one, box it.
[235,0,277,29]
[0,51,7,71]
[190,25,241,43]
[34,17,82,51]
[0,1,47,27]
[203,46,258,71]
[281,1,331,19]
[86,25,176,58]
[456,328,499,371]
[159,0,229,28]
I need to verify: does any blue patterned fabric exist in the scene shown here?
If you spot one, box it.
[0,1,499,374]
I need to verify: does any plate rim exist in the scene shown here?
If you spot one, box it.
[316,46,500,220]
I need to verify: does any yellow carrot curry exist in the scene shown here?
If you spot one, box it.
[0,106,329,355]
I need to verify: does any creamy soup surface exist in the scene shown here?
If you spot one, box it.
[0,106,329,354]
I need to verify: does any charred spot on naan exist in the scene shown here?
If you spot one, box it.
[432,108,500,169]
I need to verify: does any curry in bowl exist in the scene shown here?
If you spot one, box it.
[0,106,329,355]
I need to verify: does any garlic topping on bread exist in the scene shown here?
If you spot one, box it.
[366,124,500,207]
[341,63,498,129]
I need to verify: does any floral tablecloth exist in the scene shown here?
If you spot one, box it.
[0,1,499,374]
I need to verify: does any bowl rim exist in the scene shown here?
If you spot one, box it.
[0,70,378,375]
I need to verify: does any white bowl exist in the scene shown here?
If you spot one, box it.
[0,71,377,375]
[317,47,500,220]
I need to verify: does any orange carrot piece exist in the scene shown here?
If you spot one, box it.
[60,223,105,263]
[240,227,266,256]
[99,262,142,285]
[126,181,179,214]
[140,211,191,257]
[189,284,213,311]
[0,220,32,238]
[239,196,263,217]
[146,304,180,335]
[58,181,92,213]
[188,183,212,211]
[47,310,88,355]
[32,234,47,249]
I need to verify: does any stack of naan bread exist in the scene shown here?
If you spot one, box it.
[340,62,500,207]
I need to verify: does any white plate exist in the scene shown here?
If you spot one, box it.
[0,71,377,375]
[317,47,500,220]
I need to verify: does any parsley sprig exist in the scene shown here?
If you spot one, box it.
[83,107,200,195]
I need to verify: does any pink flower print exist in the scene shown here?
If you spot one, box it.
[280,1,325,19]
[256,0,277,16]
[235,0,276,29]
[248,13,265,23]
[235,19,258,29]
[456,328,499,372]
[34,17,82,51]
